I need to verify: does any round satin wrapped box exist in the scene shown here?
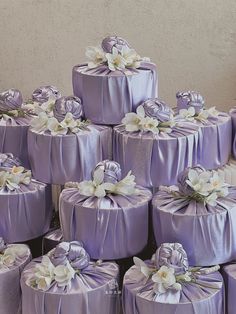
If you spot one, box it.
[222,264,236,314]
[123,243,224,314]
[113,99,199,188]
[73,36,157,125]
[0,166,52,242]
[217,158,236,186]
[176,91,232,169]
[0,88,34,168]
[152,166,236,266]
[21,241,120,314]
[230,107,236,158]
[27,95,112,185]
[0,240,31,314]
[59,160,152,260]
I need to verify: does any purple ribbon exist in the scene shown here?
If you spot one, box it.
[32,85,61,103]
[176,91,205,113]
[53,96,84,122]
[142,98,173,122]
[177,165,206,195]
[93,160,122,184]
[101,36,130,53]
[0,89,23,111]
[0,153,22,168]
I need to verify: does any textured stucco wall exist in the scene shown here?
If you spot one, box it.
[0,0,236,110]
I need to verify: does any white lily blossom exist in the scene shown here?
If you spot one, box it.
[152,266,181,294]
[178,107,195,121]
[47,117,68,136]
[0,244,29,268]
[179,106,219,123]
[121,47,141,69]
[106,47,127,71]
[33,256,55,291]
[86,46,106,69]
[0,167,32,191]
[54,262,75,288]
[133,257,152,278]
[31,112,49,133]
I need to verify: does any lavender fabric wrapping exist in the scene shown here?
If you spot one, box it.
[222,264,236,314]
[28,125,112,185]
[0,116,32,169]
[59,187,152,260]
[152,187,236,266]
[42,229,63,254]
[229,108,236,158]
[0,180,52,242]
[72,62,157,125]
[21,258,120,314]
[113,123,199,188]
[0,244,31,314]
[122,261,224,314]
[196,112,232,169]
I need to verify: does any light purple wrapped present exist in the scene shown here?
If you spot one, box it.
[176,91,232,169]
[152,166,236,266]
[123,243,224,314]
[42,228,63,254]
[0,167,52,242]
[230,107,236,158]
[73,36,157,125]
[59,160,152,260]
[222,264,236,314]
[113,99,199,188]
[28,94,112,185]
[0,240,31,314]
[0,88,34,168]
[21,241,120,314]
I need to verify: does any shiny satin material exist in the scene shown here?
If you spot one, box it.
[32,85,61,103]
[0,153,22,168]
[0,244,31,314]
[53,96,84,122]
[196,112,232,169]
[142,98,173,122]
[42,229,63,254]
[0,115,33,168]
[230,107,236,157]
[113,122,199,188]
[152,187,236,266]
[59,187,152,260]
[21,258,120,314]
[28,125,112,184]
[176,91,204,114]
[0,88,23,110]
[123,261,224,314]
[222,264,236,314]
[217,158,236,185]
[93,160,122,183]
[102,36,130,53]
[0,180,52,242]
[72,62,157,125]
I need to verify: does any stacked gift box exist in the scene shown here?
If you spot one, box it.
[1,36,236,313]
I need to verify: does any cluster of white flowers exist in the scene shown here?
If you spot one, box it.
[0,244,28,269]
[0,166,31,191]
[71,167,137,198]
[178,106,219,123]
[28,256,75,291]
[30,111,89,135]
[186,169,229,206]
[122,105,175,134]
[86,46,147,72]
[23,99,56,117]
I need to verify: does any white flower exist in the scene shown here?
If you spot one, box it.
[0,171,8,189]
[112,171,137,195]
[186,169,211,196]
[78,168,111,198]
[208,106,219,118]
[31,112,49,133]
[54,262,75,288]
[179,107,195,121]
[4,244,28,258]
[86,46,106,68]
[106,47,126,71]
[121,105,145,132]
[47,117,68,136]
[152,266,181,294]
[195,109,209,122]
[39,99,56,116]
[205,192,218,206]
[1,254,16,267]
[34,256,55,291]
[139,116,159,133]
[11,166,24,175]
[133,257,152,278]
[36,276,53,291]
[121,47,141,69]
[60,112,78,133]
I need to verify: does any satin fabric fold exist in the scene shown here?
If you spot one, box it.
[229,108,236,158]
[0,115,33,168]
[0,181,52,242]
[113,122,199,188]
[59,187,152,260]
[72,62,157,125]
[42,229,63,254]
[222,264,236,314]
[122,262,224,314]
[28,125,112,185]
[21,258,120,314]
[0,245,31,314]
[152,187,236,266]
[196,112,231,169]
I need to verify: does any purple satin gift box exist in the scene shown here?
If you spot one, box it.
[152,168,236,266]
[28,125,112,185]
[21,242,120,314]
[0,175,52,243]
[230,107,236,158]
[123,243,224,314]
[0,242,31,314]
[222,264,236,314]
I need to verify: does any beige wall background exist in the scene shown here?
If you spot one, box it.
[0,0,236,110]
